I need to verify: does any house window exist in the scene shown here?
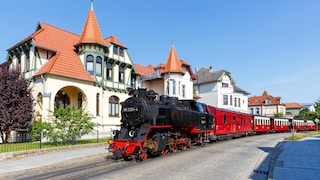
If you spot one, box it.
[78,92,82,109]
[25,51,30,72]
[119,66,124,83]
[178,81,181,96]
[250,108,254,114]
[37,93,43,109]
[119,48,124,57]
[109,96,119,117]
[96,56,102,76]
[222,83,228,87]
[256,107,260,115]
[265,98,270,105]
[130,73,136,87]
[113,46,118,55]
[223,95,228,105]
[238,98,241,107]
[172,80,176,95]
[182,85,186,98]
[234,97,237,107]
[230,95,233,106]
[106,63,112,80]
[86,55,94,75]
[96,93,100,116]
[155,68,160,76]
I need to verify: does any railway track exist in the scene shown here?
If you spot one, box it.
[13,156,136,180]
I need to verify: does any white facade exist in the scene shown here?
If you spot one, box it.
[194,68,249,113]
[5,7,137,136]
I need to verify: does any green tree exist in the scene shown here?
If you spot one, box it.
[42,106,95,145]
[274,112,283,118]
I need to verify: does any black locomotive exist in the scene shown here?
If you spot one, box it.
[109,88,214,160]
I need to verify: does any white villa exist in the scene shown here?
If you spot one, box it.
[4,3,136,134]
[193,67,249,113]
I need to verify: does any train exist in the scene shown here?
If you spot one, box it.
[108,88,317,161]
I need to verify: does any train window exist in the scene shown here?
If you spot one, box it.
[240,117,243,124]
[248,118,251,124]
[233,116,236,124]
[223,114,227,124]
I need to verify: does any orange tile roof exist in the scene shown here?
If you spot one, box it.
[248,90,282,106]
[77,8,105,46]
[34,22,95,82]
[162,45,184,74]
[7,7,127,82]
[105,36,126,48]
[285,102,303,109]
[135,64,155,75]
[134,47,196,80]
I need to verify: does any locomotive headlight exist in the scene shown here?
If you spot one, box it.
[128,130,135,137]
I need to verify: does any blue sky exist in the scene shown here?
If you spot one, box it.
[1,0,319,104]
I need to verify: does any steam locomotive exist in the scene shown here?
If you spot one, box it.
[108,88,317,161]
[108,88,214,161]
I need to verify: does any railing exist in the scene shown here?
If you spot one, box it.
[0,131,110,153]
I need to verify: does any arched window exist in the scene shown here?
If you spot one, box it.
[96,56,102,76]
[86,55,94,74]
[78,92,83,109]
[96,93,100,116]
[37,93,43,109]
[109,96,119,117]
[55,90,70,109]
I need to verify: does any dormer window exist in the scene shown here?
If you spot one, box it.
[222,83,229,87]
[119,48,124,57]
[265,98,270,105]
[113,46,118,55]
[86,55,94,75]
[155,68,160,76]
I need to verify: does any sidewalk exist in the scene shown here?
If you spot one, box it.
[269,135,320,179]
[0,143,108,177]
[1,136,319,179]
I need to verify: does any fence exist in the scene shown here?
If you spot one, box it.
[0,130,111,153]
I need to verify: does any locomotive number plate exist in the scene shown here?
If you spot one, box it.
[123,107,139,112]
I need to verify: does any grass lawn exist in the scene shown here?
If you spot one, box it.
[284,131,320,141]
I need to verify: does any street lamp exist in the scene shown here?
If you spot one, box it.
[315,118,319,132]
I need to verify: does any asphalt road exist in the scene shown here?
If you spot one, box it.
[88,133,290,180]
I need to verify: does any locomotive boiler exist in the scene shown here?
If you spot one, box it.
[108,88,215,161]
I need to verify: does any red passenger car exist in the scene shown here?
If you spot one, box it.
[293,119,316,131]
[271,118,290,132]
[253,115,271,133]
[208,106,253,139]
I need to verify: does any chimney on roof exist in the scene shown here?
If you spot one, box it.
[209,66,213,72]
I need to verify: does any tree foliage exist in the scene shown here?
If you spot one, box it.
[38,106,95,145]
[0,66,34,143]
[295,98,320,124]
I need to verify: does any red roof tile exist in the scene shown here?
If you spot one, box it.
[285,102,303,109]
[162,45,184,74]
[105,36,126,48]
[33,23,95,82]
[248,90,282,106]
[77,8,105,46]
